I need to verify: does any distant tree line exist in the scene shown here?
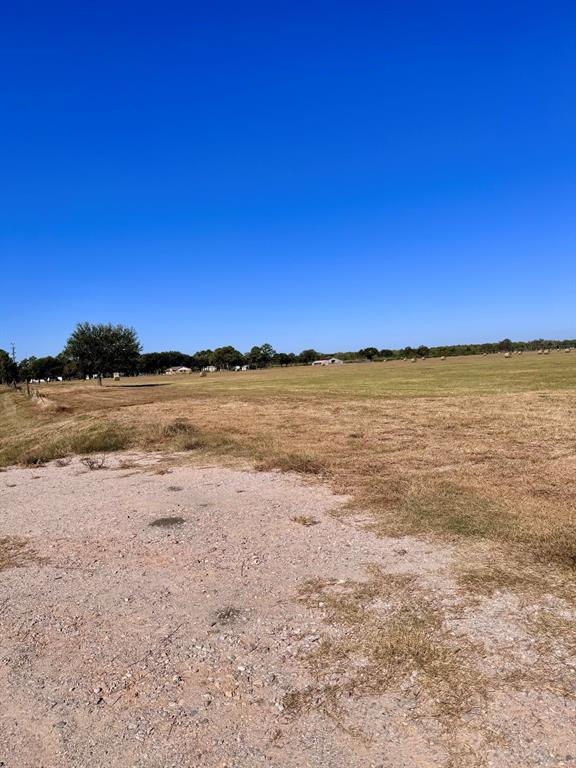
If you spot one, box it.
[329,337,576,361]
[3,324,575,384]
[138,344,318,374]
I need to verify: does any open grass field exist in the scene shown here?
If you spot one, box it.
[2,351,576,765]
[2,351,576,576]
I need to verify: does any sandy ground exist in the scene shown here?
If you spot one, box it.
[0,455,575,767]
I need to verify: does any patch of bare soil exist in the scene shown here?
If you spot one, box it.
[0,455,574,767]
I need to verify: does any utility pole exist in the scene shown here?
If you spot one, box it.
[10,342,16,363]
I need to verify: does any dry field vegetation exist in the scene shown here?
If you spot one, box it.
[2,353,576,585]
[2,353,575,569]
[2,352,576,758]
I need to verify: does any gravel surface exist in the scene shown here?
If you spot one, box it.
[0,455,574,767]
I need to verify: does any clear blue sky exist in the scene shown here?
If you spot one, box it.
[1,1,575,358]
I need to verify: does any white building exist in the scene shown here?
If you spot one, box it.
[202,365,218,373]
[312,358,344,366]
[165,366,192,375]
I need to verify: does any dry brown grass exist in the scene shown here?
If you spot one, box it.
[528,609,576,660]
[2,360,576,752]
[1,415,131,467]
[2,358,576,585]
[212,606,242,624]
[0,537,39,572]
[284,566,485,727]
[491,608,576,706]
[256,452,325,475]
[457,565,544,597]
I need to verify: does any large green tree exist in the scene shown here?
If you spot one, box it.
[246,343,276,368]
[273,352,295,367]
[194,349,213,369]
[64,322,142,377]
[0,349,17,384]
[259,343,275,366]
[498,338,513,352]
[140,351,195,374]
[298,349,318,364]
[211,346,244,369]
[19,355,64,380]
[358,347,379,360]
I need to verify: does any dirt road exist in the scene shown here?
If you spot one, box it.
[0,455,574,767]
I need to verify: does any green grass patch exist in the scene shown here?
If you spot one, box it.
[400,481,513,538]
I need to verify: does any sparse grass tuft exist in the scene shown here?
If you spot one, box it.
[0,537,40,571]
[68,424,130,454]
[212,606,242,624]
[138,418,237,456]
[80,455,107,471]
[19,449,52,467]
[528,610,576,658]
[298,566,413,626]
[457,564,544,597]
[177,435,206,451]
[501,609,576,703]
[291,515,319,526]
[157,418,208,451]
[256,452,325,475]
[162,418,196,437]
[285,566,485,725]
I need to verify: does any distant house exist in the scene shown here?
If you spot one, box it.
[312,358,344,366]
[202,365,218,373]
[165,366,192,375]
